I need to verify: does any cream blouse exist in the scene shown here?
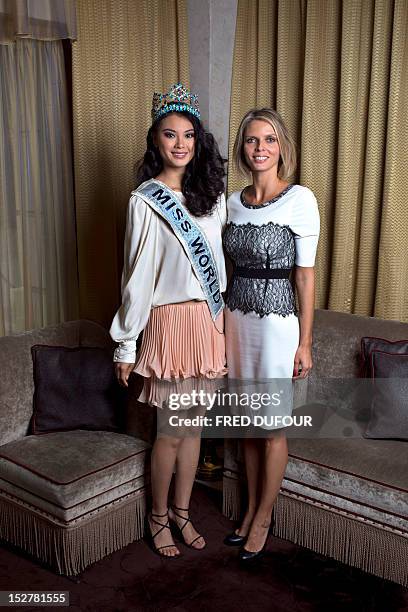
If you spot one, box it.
[110,188,227,363]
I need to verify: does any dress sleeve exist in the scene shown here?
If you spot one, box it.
[290,187,320,267]
[109,194,157,363]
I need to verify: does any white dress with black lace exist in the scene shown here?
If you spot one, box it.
[223,184,319,425]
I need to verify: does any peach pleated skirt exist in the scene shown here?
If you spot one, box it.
[134,301,227,408]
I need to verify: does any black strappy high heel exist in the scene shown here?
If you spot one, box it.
[146,511,180,558]
[169,505,206,550]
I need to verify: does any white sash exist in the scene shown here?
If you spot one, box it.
[137,179,224,321]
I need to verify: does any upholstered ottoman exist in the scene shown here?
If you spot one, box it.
[0,431,149,574]
[0,320,151,575]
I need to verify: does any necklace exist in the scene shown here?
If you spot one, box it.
[241,184,294,209]
[243,182,288,206]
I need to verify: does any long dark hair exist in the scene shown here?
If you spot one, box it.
[136,112,226,216]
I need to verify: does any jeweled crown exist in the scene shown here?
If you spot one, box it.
[151,83,201,122]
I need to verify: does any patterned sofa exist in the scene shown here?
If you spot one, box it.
[223,309,408,586]
[0,320,150,575]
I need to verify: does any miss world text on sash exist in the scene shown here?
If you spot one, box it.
[137,179,224,321]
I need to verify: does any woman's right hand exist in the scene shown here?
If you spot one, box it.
[115,362,135,387]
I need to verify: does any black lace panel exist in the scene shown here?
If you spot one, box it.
[223,221,297,317]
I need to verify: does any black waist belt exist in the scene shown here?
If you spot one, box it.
[233,267,292,279]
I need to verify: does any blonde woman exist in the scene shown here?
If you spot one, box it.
[223,108,320,561]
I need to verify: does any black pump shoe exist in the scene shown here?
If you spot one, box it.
[239,544,266,563]
[236,510,275,559]
[239,520,273,563]
[224,531,248,547]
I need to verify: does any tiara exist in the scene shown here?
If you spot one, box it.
[151,83,201,122]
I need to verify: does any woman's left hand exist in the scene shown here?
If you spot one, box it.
[293,345,313,379]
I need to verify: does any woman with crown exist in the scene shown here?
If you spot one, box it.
[110,84,227,557]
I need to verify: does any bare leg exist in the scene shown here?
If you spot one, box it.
[148,435,181,557]
[245,433,288,552]
[236,437,262,536]
[171,436,205,549]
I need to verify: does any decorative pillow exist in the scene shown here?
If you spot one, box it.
[360,336,408,377]
[364,350,408,440]
[31,345,124,434]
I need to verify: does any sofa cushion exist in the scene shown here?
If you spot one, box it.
[0,430,150,521]
[310,310,408,379]
[361,336,408,377]
[305,311,408,415]
[0,320,113,446]
[31,345,123,434]
[285,437,408,533]
[364,351,408,440]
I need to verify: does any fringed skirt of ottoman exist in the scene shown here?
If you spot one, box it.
[134,301,227,408]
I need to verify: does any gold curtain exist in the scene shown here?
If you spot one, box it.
[72,0,189,326]
[0,40,79,335]
[0,0,76,43]
[229,0,408,322]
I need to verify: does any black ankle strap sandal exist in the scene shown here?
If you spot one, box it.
[170,505,206,549]
[147,511,180,558]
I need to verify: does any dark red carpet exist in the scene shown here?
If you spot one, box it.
[0,485,407,611]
